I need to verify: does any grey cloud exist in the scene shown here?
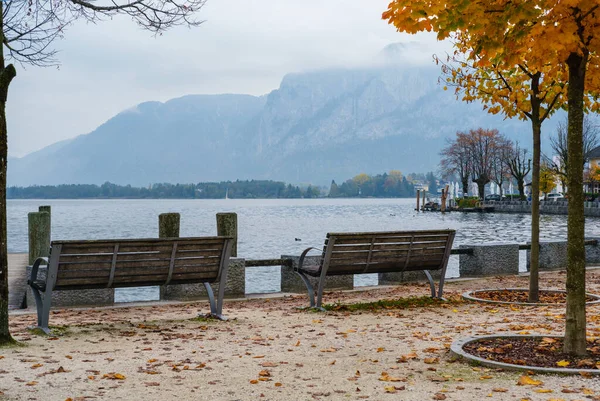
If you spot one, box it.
[7,0,451,157]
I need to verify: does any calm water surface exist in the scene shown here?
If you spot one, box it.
[8,198,599,301]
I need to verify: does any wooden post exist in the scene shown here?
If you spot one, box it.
[416,190,421,212]
[28,211,50,265]
[422,191,427,210]
[38,206,51,235]
[159,213,180,238]
[216,212,238,257]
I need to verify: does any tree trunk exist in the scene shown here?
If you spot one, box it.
[0,0,17,344]
[0,66,16,345]
[528,73,543,304]
[462,178,469,197]
[474,179,486,199]
[518,179,525,200]
[564,51,587,356]
[529,119,541,302]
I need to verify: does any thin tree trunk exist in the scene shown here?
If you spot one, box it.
[518,179,525,200]
[476,180,486,199]
[564,51,587,356]
[528,73,543,304]
[529,119,541,302]
[462,179,469,197]
[0,0,17,344]
[0,70,16,345]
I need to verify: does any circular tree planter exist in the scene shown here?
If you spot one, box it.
[462,288,600,306]
[451,335,600,375]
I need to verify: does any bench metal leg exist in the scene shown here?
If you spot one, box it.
[30,286,52,335]
[294,271,315,308]
[202,283,227,321]
[315,278,326,311]
[423,270,446,300]
[423,270,437,298]
[437,268,447,299]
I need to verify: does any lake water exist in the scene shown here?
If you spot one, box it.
[8,198,600,302]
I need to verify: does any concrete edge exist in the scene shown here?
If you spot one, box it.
[450,334,600,375]
[462,288,600,306]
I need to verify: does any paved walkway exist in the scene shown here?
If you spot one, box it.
[8,253,28,309]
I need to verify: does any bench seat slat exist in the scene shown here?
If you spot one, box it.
[57,256,221,270]
[55,270,221,288]
[329,247,447,260]
[56,262,221,279]
[58,248,223,263]
[330,242,449,252]
[328,234,451,245]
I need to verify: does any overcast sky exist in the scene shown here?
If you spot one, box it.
[7,0,451,157]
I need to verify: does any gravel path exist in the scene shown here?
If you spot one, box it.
[2,270,600,401]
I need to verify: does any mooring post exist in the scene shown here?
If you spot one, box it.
[416,190,421,212]
[28,211,51,265]
[38,206,51,235]
[158,213,181,238]
[216,212,238,257]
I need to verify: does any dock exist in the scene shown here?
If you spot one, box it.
[7,253,28,309]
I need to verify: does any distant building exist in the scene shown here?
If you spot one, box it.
[585,146,600,193]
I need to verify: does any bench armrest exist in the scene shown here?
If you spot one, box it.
[297,247,321,272]
[28,257,49,289]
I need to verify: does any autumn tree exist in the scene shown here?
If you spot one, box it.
[505,141,531,200]
[0,0,208,345]
[439,134,471,197]
[462,128,506,199]
[383,0,600,355]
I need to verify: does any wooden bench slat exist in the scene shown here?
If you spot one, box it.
[56,262,221,279]
[329,235,451,245]
[328,255,445,268]
[330,242,449,252]
[52,237,229,245]
[329,247,447,260]
[58,240,226,254]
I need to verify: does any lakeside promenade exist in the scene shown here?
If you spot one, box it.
[4,269,600,400]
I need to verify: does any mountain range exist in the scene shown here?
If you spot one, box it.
[8,45,558,186]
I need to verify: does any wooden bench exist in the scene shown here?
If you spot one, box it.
[28,236,234,334]
[295,230,456,309]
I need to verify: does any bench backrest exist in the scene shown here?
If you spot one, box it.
[47,237,234,291]
[320,230,455,276]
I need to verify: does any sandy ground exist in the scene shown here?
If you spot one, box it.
[2,271,600,401]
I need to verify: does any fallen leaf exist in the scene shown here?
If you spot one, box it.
[517,375,542,386]
[533,389,553,393]
[556,360,570,367]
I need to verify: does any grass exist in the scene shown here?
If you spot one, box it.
[27,325,69,337]
[322,295,463,312]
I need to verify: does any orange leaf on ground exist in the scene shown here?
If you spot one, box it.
[517,375,542,386]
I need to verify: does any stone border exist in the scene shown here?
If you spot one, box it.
[462,288,600,306]
[450,335,600,375]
